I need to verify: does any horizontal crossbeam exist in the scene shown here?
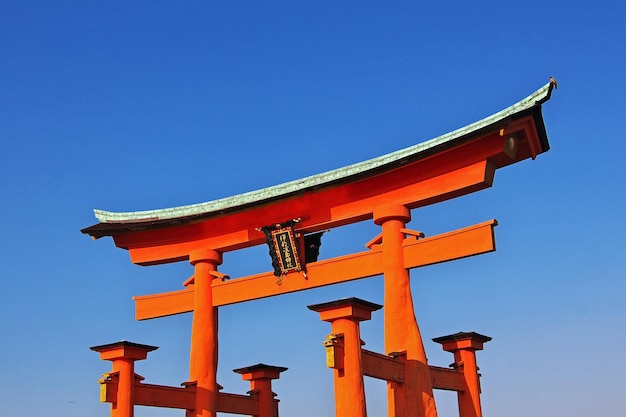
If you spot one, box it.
[362,349,405,383]
[135,383,194,409]
[100,379,260,413]
[134,220,497,320]
[429,366,465,391]
[360,349,466,392]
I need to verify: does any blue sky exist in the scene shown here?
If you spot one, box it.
[1,1,625,416]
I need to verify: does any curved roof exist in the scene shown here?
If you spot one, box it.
[83,82,553,238]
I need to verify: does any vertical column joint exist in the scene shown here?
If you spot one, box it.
[373,205,411,226]
[189,248,222,266]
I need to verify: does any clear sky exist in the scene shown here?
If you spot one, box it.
[1,1,625,416]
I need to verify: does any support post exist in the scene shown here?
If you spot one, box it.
[189,248,222,417]
[433,332,491,417]
[234,364,288,417]
[90,341,158,417]
[373,204,437,417]
[308,298,382,417]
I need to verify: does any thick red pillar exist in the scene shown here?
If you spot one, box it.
[309,298,382,417]
[90,341,158,417]
[433,332,491,417]
[373,205,437,417]
[189,248,222,417]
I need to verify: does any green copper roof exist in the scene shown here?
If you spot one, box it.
[91,82,552,225]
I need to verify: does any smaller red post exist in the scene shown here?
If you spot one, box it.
[233,364,288,417]
[432,332,491,417]
[308,297,383,417]
[90,341,158,417]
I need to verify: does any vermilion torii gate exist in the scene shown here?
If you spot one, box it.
[82,83,554,417]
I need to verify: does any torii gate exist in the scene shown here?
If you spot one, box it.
[82,83,554,417]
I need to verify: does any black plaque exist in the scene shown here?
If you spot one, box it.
[260,220,303,278]
[270,227,302,274]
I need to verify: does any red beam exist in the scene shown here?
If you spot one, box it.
[134,220,496,320]
[134,383,194,409]
[217,392,261,415]
[122,159,496,265]
[100,379,261,413]
[429,366,465,392]
[361,349,466,392]
[361,349,405,383]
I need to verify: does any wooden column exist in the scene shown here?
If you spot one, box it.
[309,298,382,417]
[189,248,222,417]
[373,205,437,417]
[90,341,158,417]
[433,332,491,417]
[234,364,288,417]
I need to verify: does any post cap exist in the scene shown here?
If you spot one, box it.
[432,332,492,352]
[308,297,382,322]
[90,340,159,361]
[233,363,288,380]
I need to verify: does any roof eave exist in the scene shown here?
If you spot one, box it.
[81,82,553,239]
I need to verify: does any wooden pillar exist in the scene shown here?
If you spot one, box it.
[234,364,288,417]
[433,332,491,417]
[309,298,382,417]
[373,205,437,417]
[189,248,222,417]
[90,341,158,417]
